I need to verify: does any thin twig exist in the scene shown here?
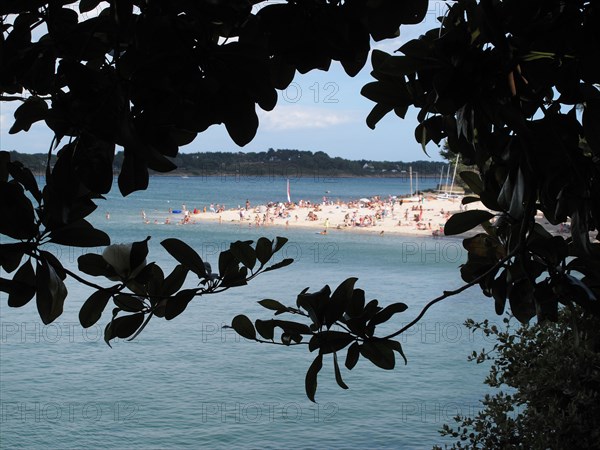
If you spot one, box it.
[383,249,517,341]
[0,96,27,102]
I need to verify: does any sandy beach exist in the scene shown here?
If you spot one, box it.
[151,195,569,238]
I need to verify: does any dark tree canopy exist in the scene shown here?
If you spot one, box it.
[364,0,600,322]
[2,0,600,402]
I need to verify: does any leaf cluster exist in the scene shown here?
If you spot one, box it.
[363,0,600,324]
[84,236,291,346]
[3,0,428,195]
[226,277,408,401]
[1,152,109,324]
[435,310,600,449]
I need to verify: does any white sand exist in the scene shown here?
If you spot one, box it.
[159,195,569,238]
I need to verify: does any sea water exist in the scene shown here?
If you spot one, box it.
[0,176,499,449]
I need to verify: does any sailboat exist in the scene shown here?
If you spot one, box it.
[403,166,421,202]
[437,155,461,199]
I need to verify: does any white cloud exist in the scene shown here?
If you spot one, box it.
[259,106,355,131]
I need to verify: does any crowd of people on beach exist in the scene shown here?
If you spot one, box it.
[135,194,458,236]
[116,190,581,239]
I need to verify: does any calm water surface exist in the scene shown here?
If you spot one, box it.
[0,177,499,449]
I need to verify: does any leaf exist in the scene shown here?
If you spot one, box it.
[269,57,295,90]
[366,103,394,130]
[231,314,256,340]
[258,299,289,314]
[0,183,38,240]
[49,219,110,247]
[218,250,237,277]
[309,331,354,354]
[162,265,188,296]
[333,353,349,390]
[118,148,149,196]
[255,237,272,265]
[462,196,481,205]
[0,151,9,183]
[255,319,275,340]
[444,210,495,236]
[220,268,248,288]
[305,353,323,403]
[230,241,257,270]
[363,299,381,321]
[345,342,360,370]
[346,288,365,318]
[508,167,525,220]
[271,237,288,254]
[387,340,408,365]
[35,260,67,325]
[508,279,536,323]
[459,171,484,195]
[392,103,408,119]
[563,274,598,303]
[417,123,429,156]
[224,97,258,147]
[161,238,207,278]
[492,270,508,315]
[7,160,42,202]
[369,302,409,327]
[127,311,154,342]
[297,285,331,326]
[326,277,358,327]
[105,313,145,344]
[360,340,395,370]
[164,289,196,320]
[272,320,312,335]
[7,259,36,307]
[114,294,145,313]
[0,243,26,273]
[39,250,66,280]
[263,258,294,272]
[583,99,600,153]
[130,236,150,272]
[79,290,112,328]
[361,81,409,105]
[9,96,48,134]
[130,263,163,295]
[78,253,116,278]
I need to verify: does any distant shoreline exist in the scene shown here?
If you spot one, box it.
[144,172,447,180]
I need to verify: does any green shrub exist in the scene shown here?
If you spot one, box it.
[435,310,600,449]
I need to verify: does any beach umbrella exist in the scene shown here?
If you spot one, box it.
[359,198,371,203]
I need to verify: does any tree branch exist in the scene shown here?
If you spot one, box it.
[383,249,518,341]
[0,95,27,102]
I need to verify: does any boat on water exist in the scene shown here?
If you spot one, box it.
[436,154,462,200]
[436,192,462,200]
[401,166,422,202]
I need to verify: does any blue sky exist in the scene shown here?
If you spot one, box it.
[0,2,447,162]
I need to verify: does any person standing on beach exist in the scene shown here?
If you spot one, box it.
[245,199,250,210]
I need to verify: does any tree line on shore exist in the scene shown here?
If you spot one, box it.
[6,149,449,177]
